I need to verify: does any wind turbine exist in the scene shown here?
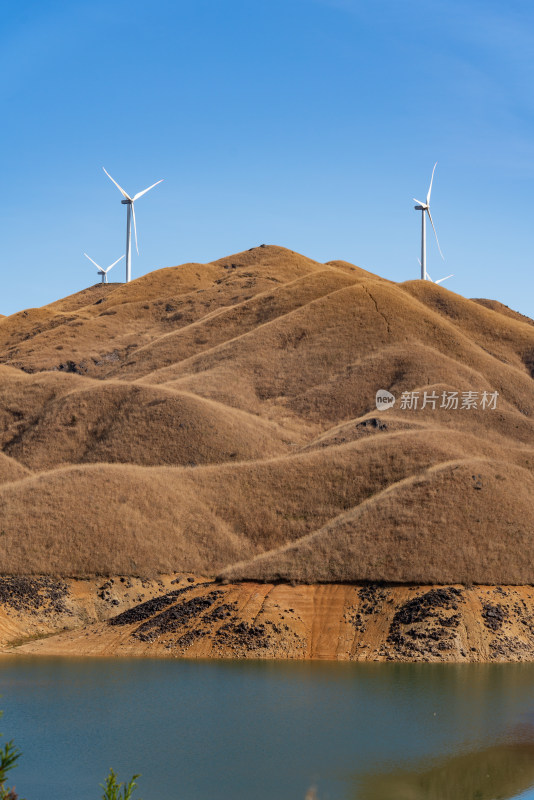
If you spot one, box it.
[84,253,124,284]
[414,162,444,280]
[103,168,163,283]
[417,259,453,285]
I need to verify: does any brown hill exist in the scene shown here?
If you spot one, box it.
[1,244,534,582]
[0,369,289,470]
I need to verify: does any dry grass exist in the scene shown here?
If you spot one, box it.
[220,458,534,584]
[1,244,534,581]
[0,371,289,470]
[0,452,30,483]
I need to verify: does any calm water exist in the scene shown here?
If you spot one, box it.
[1,658,534,800]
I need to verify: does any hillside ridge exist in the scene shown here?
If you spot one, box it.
[0,244,533,585]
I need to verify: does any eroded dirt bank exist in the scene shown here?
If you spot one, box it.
[2,577,534,662]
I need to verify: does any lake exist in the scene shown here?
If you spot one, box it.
[1,657,534,800]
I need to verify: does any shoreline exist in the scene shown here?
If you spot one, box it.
[1,576,534,663]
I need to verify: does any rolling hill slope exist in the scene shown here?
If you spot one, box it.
[1,244,533,583]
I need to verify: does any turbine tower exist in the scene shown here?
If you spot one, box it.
[84,253,124,284]
[103,168,163,283]
[414,162,444,280]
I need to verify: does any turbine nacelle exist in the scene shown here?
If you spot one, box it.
[121,199,131,205]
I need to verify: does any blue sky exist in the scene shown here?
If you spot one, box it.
[2,0,534,316]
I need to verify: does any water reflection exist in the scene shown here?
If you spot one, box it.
[357,730,534,800]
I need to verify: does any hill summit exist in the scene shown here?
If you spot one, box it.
[1,244,534,584]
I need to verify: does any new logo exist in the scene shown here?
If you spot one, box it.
[375,390,396,411]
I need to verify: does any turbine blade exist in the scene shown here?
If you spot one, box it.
[426,208,445,260]
[435,274,454,284]
[426,271,433,281]
[133,178,163,202]
[84,252,102,270]
[426,162,437,205]
[131,202,139,254]
[102,167,132,201]
[413,198,427,207]
[106,255,125,271]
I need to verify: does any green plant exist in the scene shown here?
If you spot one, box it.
[0,711,24,800]
[101,768,141,800]
[0,710,141,800]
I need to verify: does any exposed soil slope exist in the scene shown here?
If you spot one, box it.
[4,577,534,664]
[0,245,533,583]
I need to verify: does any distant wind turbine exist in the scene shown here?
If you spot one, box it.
[103,168,163,283]
[417,259,453,285]
[84,252,124,284]
[414,162,444,280]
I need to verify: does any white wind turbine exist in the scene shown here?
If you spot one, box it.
[103,168,163,283]
[84,252,125,284]
[414,162,445,280]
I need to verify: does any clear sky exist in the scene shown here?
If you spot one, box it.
[2,0,534,316]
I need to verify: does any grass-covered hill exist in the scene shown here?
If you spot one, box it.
[1,244,533,583]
